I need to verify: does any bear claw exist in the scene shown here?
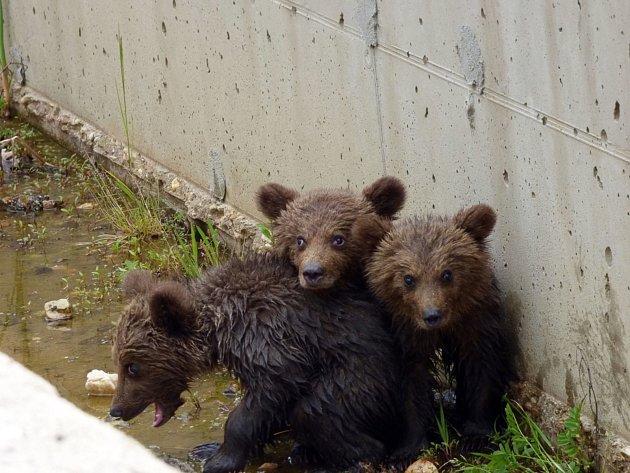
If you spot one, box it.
[189,442,222,461]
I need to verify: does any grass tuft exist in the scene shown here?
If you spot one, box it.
[91,166,163,239]
[450,401,593,472]
[172,220,222,278]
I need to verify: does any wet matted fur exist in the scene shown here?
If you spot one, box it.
[256,176,406,291]
[110,254,412,473]
[367,204,518,454]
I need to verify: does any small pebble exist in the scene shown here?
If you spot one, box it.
[85,369,118,396]
[42,200,57,210]
[404,459,438,473]
[44,298,73,321]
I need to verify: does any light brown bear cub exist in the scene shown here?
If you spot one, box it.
[256,176,405,290]
[367,204,517,454]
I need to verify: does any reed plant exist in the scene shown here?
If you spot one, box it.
[116,28,133,166]
[0,1,11,113]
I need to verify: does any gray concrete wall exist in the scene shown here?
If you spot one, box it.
[4,0,630,449]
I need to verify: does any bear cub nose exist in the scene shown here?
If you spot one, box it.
[109,405,123,418]
[422,308,442,327]
[302,263,324,284]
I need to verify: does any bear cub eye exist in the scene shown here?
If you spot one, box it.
[403,274,415,288]
[331,235,345,247]
[127,362,140,377]
[296,236,306,249]
[441,270,453,283]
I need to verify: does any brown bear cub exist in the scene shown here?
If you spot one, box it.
[256,176,406,291]
[367,204,517,454]
[110,253,409,473]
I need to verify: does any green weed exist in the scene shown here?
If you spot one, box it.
[114,258,149,282]
[420,401,459,466]
[71,264,119,313]
[172,220,222,278]
[435,402,457,458]
[256,222,273,242]
[91,166,163,239]
[450,401,593,472]
[197,222,221,267]
[115,28,133,166]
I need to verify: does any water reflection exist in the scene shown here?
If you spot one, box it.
[0,121,240,469]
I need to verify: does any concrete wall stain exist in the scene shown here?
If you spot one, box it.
[457,25,484,89]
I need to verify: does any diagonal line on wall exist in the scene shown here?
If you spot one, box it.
[272,0,630,166]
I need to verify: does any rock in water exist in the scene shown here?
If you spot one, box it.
[44,299,73,322]
[85,370,118,396]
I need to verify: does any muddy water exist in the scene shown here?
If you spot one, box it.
[0,122,288,470]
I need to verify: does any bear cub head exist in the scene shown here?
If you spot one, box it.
[367,204,497,331]
[109,270,205,428]
[257,176,405,291]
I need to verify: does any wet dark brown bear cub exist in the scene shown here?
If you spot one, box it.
[110,254,405,473]
[367,204,517,453]
[256,176,405,290]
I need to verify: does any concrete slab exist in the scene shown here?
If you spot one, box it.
[0,352,177,473]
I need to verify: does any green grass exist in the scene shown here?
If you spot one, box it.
[448,401,593,472]
[256,222,273,242]
[90,167,224,279]
[172,220,222,278]
[436,402,457,457]
[116,28,133,166]
[91,166,164,239]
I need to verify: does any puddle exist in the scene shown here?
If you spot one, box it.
[0,120,294,471]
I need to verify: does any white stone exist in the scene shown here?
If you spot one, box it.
[170,177,181,191]
[405,459,439,473]
[44,299,73,321]
[85,369,118,396]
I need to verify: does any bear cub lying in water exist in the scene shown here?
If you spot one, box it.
[109,254,409,473]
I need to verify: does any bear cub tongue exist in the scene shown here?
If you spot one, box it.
[153,403,166,427]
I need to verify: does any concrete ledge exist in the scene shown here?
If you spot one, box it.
[11,86,268,254]
[0,352,177,472]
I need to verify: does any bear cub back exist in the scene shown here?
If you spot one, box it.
[110,254,408,473]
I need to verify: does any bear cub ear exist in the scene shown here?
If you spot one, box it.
[454,204,497,242]
[149,281,196,337]
[122,270,157,300]
[362,176,406,218]
[256,183,300,219]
